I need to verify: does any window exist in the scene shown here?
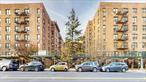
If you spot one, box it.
[142,42,146,48]
[15,34,19,40]
[25,26,29,31]
[37,34,40,40]
[5,26,10,33]
[5,43,10,49]
[0,35,1,41]
[143,25,146,31]
[0,44,1,48]
[0,10,1,15]
[24,17,29,22]
[142,34,146,40]
[5,34,10,41]
[37,8,40,14]
[0,18,1,24]
[113,16,118,24]
[25,43,30,47]
[114,42,118,49]
[15,17,19,22]
[123,8,128,12]
[132,25,137,31]
[37,25,40,31]
[113,8,118,14]
[37,17,40,24]
[15,43,19,47]
[15,9,19,14]
[15,26,19,31]
[132,8,137,13]
[102,8,106,16]
[5,9,10,15]
[142,8,146,13]
[5,18,10,24]
[142,17,146,23]
[24,9,29,14]
[24,34,29,40]
[132,16,137,23]
[113,25,118,32]
[113,34,118,40]
[132,33,137,40]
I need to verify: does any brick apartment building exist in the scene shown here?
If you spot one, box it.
[85,2,146,58]
[0,3,63,57]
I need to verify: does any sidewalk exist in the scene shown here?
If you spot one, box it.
[128,69,146,73]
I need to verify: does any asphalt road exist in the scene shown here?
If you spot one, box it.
[0,71,145,82]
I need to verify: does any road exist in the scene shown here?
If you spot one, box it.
[0,71,145,82]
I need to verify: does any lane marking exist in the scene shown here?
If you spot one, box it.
[0,77,146,80]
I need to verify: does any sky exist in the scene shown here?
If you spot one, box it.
[0,0,146,40]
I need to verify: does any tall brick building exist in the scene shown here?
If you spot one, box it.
[85,2,146,57]
[0,3,63,57]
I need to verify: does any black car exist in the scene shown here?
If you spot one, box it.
[0,59,19,71]
[19,61,44,72]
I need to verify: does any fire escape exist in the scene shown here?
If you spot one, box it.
[15,11,29,59]
[115,9,128,54]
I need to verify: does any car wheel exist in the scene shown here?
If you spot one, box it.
[105,68,110,72]
[2,66,7,71]
[122,68,126,72]
[20,67,25,71]
[78,68,82,72]
[64,68,68,72]
[35,67,39,72]
[92,68,97,72]
[51,68,55,72]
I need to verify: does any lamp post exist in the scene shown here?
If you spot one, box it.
[140,52,144,70]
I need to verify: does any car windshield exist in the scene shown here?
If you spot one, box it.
[57,62,66,65]
[27,61,41,65]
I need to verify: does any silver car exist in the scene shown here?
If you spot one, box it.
[0,59,19,71]
[75,61,100,72]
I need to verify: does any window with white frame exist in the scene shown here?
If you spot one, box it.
[132,8,137,13]
[5,18,10,24]
[25,26,29,31]
[15,9,19,13]
[132,25,137,31]
[5,9,10,15]
[5,34,10,41]
[37,8,40,14]
[5,26,10,33]
[37,17,40,24]
[15,34,19,40]
[15,26,19,31]
[5,43,10,49]
[24,9,29,14]
[142,17,146,23]
[132,16,137,23]
[113,8,118,14]
[24,34,29,40]
[143,25,146,31]
[142,8,146,13]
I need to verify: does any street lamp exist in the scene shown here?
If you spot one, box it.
[139,52,144,70]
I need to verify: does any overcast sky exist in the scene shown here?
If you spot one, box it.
[0,0,146,40]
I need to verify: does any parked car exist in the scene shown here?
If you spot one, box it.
[0,59,19,71]
[101,62,128,72]
[49,62,68,72]
[75,61,100,72]
[19,61,44,72]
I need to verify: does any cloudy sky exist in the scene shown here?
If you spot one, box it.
[0,0,146,40]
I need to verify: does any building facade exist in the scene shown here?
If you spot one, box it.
[0,3,62,57]
[85,2,146,57]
